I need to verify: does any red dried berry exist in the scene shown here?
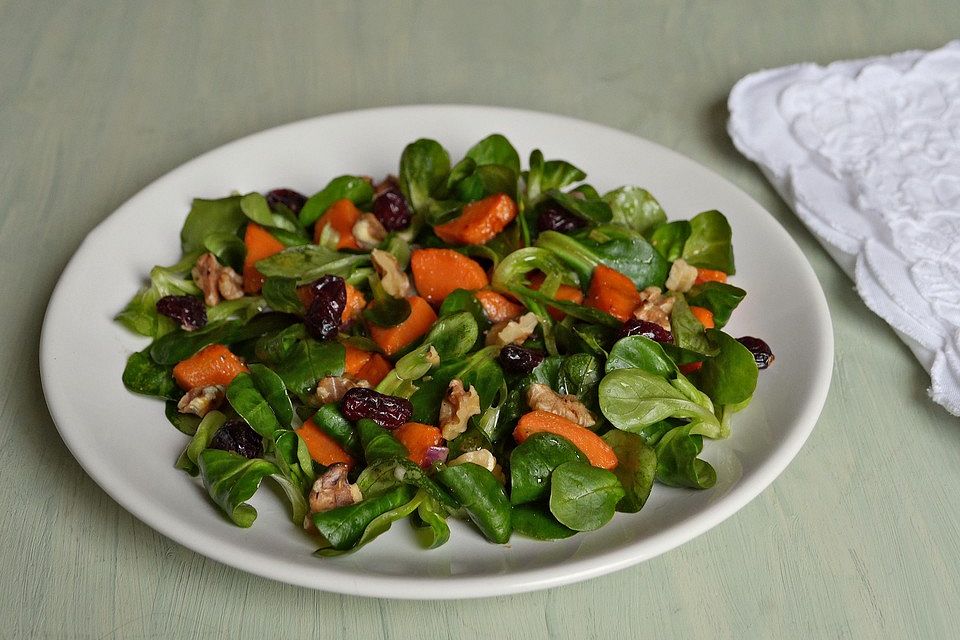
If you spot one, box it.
[498,345,546,375]
[340,387,413,430]
[156,295,207,331]
[738,336,775,369]
[372,188,412,231]
[266,189,308,215]
[536,202,586,233]
[304,275,346,340]
[209,419,264,459]
[617,319,673,343]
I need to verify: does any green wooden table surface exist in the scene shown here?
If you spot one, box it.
[4,1,959,637]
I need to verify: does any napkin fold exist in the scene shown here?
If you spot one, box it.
[728,42,960,416]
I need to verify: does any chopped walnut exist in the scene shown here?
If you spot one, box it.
[665,258,698,293]
[217,268,244,300]
[192,252,244,306]
[633,286,675,331]
[371,249,411,298]
[439,379,481,440]
[448,448,505,484]
[314,376,369,404]
[177,384,225,417]
[374,175,400,196]
[305,463,362,528]
[525,383,596,428]
[485,312,539,347]
[352,213,388,249]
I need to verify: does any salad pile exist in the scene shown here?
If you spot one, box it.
[118,134,774,554]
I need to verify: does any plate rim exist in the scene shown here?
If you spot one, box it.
[40,104,834,599]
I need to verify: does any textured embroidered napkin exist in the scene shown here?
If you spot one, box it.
[728,41,960,416]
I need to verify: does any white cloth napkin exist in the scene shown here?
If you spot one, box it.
[728,41,960,416]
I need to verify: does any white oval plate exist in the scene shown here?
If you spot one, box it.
[41,106,832,599]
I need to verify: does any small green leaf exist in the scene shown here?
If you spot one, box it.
[181,196,245,253]
[548,462,624,531]
[511,505,577,540]
[686,282,745,329]
[437,463,512,544]
[509,432,587,505]
[698,329,758,406]
[670,294,719,357]
[649,220,691,262]
[176,410,227,476]
[598,368,721,435]
[655,425,717,489]
[255,245,370,283]
[312,486,415,552]
[248,363,294,428]
[399,139,451,214]
[122,350,178,400]
[682,210,735,274]
[198,449,284,527]
[226,373,282,438]
[606,335,676,377]
[602,186,666,234]
[545,189,612,224]
[261,277,303,314]
[602,430,656,512]
[299,176,374,226]
[362,296,412,328]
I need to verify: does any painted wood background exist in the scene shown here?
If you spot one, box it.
[2,1,959,637]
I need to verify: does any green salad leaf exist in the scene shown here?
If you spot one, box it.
[437,462,512,544]
[648,220,691,261]
[549,462,624,531]
[199,449,305,527]
[510,432,587,505]
[511,505,577,540]
[682,210,735,274]
[602,186,666,234]
[602,430,656,512]
[536,225,669,290]
[299,176,374,226]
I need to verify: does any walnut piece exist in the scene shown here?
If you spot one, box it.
[439,379,481,440]
[665,258,698,293]
[352,213,388,249]
[314,376,369,404]
[217,268,244,300]
[632,286,675,331]
[374,175,399,196]
[525,383,596,428]
[485,312,539,347]
[306,463,362,523]
[448,448,505,484]
[192,252,244,306]
[177,384,225,417]
[371,249,411,298]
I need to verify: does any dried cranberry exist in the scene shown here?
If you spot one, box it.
[536,202,586,233]
[266,188,308,215]
[209,419,264,459]
[340,387,413,430]
[738,336,775,369]
[156,295,207,331]
[304,275,346,340]
[499,345,545,375]
[617,319,673,343]
[372,188,412,231]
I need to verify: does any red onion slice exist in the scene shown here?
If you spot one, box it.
[423,446,449,466]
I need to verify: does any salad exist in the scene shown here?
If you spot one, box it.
[118,134,774,554]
